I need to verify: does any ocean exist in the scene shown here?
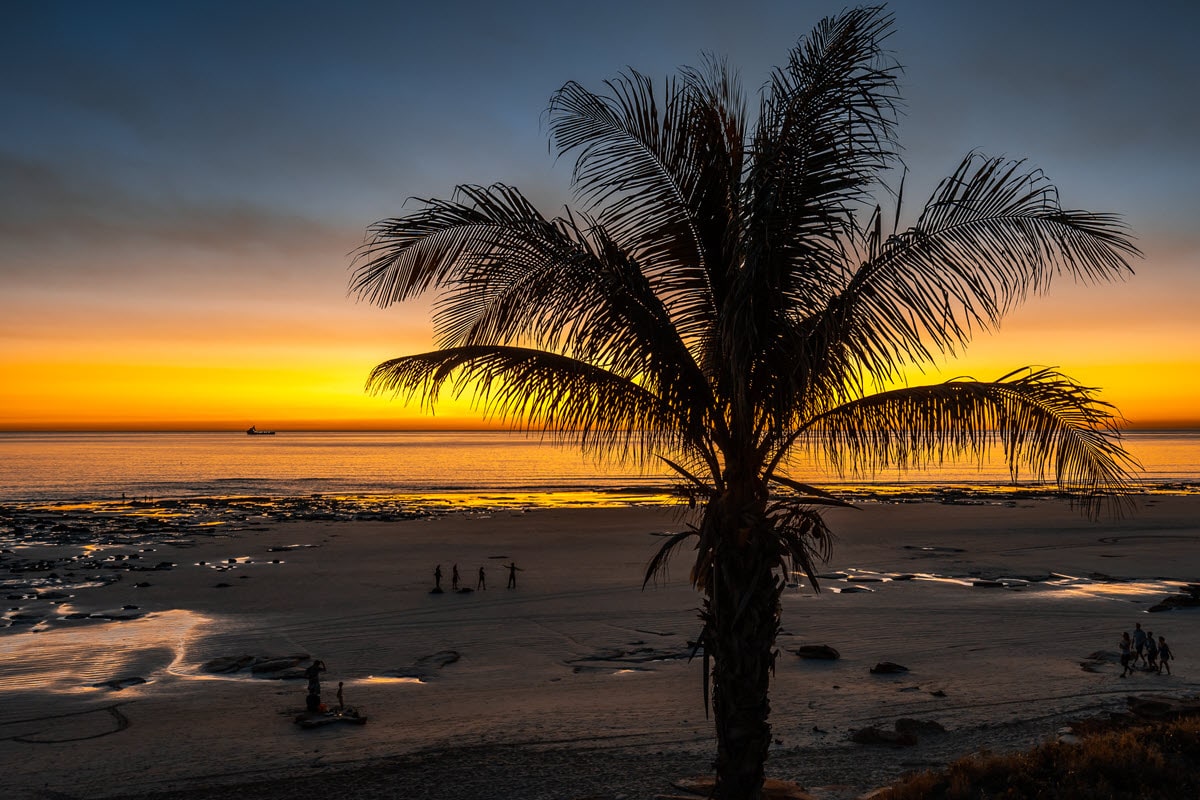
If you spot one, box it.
[2,429,1198,505]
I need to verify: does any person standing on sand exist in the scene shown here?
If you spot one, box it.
[1158,636,1173,675]
[1145,631,1159,672]
[1119,631,1133,677]
[1133,622,1147,666]
[506,561,522,589]
[452,563,460,591]
[336,681,344,710]
[477,566,486,590]
[304,659,326,712]
[434,564,443,591]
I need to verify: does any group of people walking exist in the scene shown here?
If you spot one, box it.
[433,561,522,592]
[1119,622,1174,677]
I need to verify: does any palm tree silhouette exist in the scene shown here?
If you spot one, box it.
[350,8,1138,797]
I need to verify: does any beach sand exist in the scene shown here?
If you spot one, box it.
[2,496,1199,799]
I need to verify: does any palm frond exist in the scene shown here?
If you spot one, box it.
[349,183,560,308]
[779,154,1139,428]
[366,345,691,463]
[767,474,857,509]
[643,527,699,588]
[794,367,1140,516]
[744,6,902,305]
[769,504,835,591]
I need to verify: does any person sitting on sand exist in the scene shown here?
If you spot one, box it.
[1145,632,1159,672]
[477,565,486,591]
[1158,636,1173,675]
[506,561,523,589]
[1119,631,1132,677]
[1133,622,1147,665]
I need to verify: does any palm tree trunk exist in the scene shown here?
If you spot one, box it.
[706,514,782,800]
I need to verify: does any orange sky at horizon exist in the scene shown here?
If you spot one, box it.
[2,255,1197,432]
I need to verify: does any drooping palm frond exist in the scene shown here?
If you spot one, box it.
[767,474,857,508]
[775,155,1140,440]
[350,183,561,307]
[834,155,1137,379]
[644,526,699,588]
[791,367,1139,515]
[366,346,698,464]
[351,184,722,450]
[768,503,836,590]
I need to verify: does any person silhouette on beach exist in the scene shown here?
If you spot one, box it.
[1145,631,1159,672]
[1157,636,1173,675]
[305,659,326,694]
[336,681,344,710]
[477,566,486,591]
[1133,622,1147,665]
[452,563,460,591]
[506,561,522,589]
[1119,631,1132,677]
[304,659,326,712]
[434,564,443,591]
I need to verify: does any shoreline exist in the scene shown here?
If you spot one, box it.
[2,499,1199,799]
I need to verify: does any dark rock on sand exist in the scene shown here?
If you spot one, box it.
[382,650,462,679]
[671,776,814,799]
[251,655,310,674]
[1126,695,1200,720]
[1147,589,1200,612]
[202,654,310,676]
[203,655,257,674]
[89,608,144,620]
[92,676,147,691]
[795,644,840,660]
[850,726,917,747]
[895,718,946,735]
[870,661,909,674]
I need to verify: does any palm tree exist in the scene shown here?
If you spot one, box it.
[349,7,1138,797]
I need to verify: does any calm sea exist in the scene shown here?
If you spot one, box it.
[1,430,1197,504]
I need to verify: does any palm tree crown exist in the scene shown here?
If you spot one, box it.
[350,7,1138,797]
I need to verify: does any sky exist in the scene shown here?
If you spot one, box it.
[1,0,1197,431]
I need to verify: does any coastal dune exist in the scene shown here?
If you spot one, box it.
[2,497,1199,799]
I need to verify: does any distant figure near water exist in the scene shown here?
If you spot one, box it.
[477,566,486,591]
[433,564,443,591]
[452,563,460,591]
[506,561,523,589]
[1119,632,1132,678]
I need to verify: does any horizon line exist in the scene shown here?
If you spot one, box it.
[2,425,1198,434]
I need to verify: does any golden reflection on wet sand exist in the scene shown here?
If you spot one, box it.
[0,609,213,693]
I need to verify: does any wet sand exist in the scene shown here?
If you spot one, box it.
[2,497,1199,799]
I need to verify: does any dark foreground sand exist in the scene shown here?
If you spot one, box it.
[2,497,1198,799]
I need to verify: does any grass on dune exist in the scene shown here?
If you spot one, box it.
[879,715,1200,800]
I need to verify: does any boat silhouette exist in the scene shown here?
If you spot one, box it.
[246,425,276,436]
